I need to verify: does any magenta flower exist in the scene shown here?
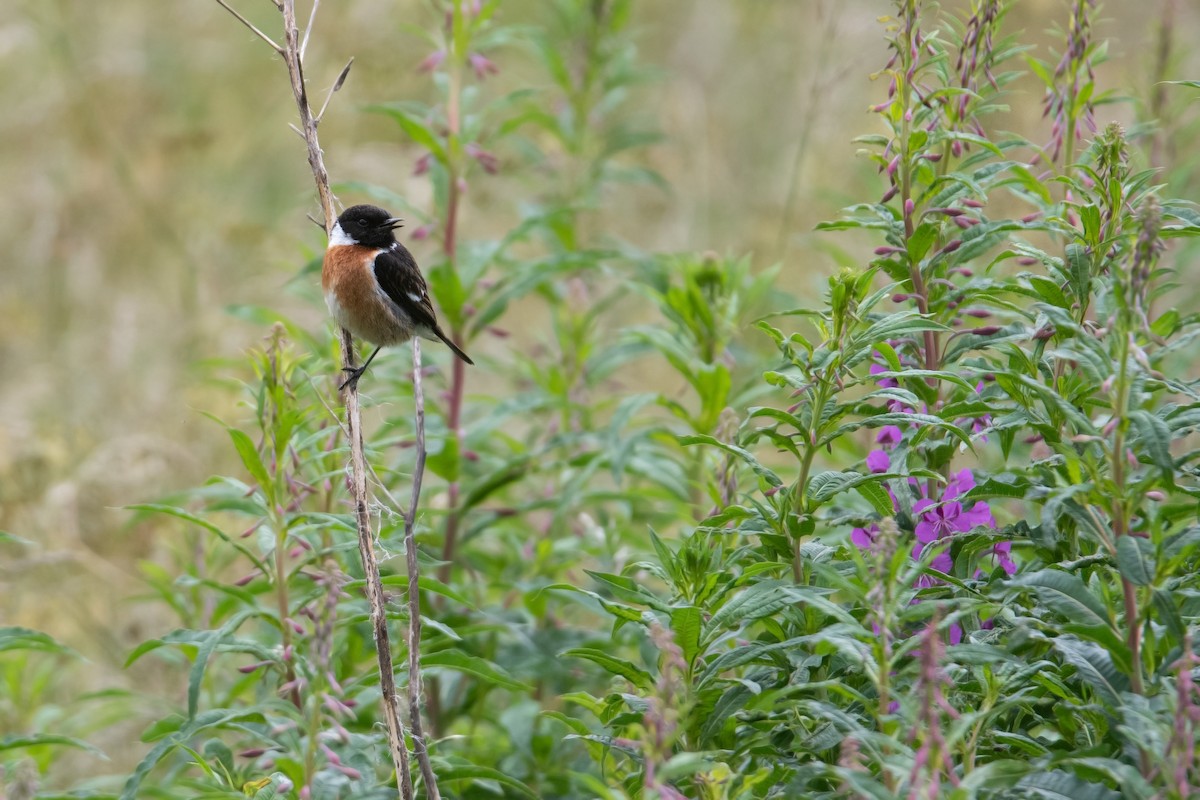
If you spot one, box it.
[913,542,953,588]
[914,498,963,544]
[867,449,891,473]
[870,361,899,389]
[876,425,903,448]
[852,525,880,550]
[976,540,1016,576]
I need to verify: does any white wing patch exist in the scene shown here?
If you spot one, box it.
[408,291,425,303]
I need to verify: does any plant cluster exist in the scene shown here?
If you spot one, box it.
[4,1,1200,799]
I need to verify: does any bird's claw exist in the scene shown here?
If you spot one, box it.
[338,366,367,391]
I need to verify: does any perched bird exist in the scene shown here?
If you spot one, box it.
[322,204,473,389]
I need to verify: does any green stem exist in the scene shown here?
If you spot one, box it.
[1110,330,1144,695]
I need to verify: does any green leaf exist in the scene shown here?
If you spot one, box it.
[1115,535,1155,587]
[541,583,647,623]
[648,528,680,585]
[186,610,259,720]
[584,570,672,612]
[704,581,798,641]
[1053,637,1129,708]
[1064,243,1092,301]
[437,764,538,798]
[0,734,106,757]
[126,610,261,720]
[422,650,531,692]
[856,313,951,346]
[1128,409,1175,485]
[561,648,653,691]
[855,479,896,518]
[677,434,781,487]
[1152,589,1186,642]
[227,428,272,494]
[366,104,448,162]
[0,627,77,656]
[121,709,266,800]
[907,222,938,262]
[1015,769,1122,800]
[698,641,799,687]
[126,505,269,577]
[1010,570,1111,629]
[670,606,702,667]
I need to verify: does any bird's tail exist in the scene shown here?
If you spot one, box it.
[430,326,475,365]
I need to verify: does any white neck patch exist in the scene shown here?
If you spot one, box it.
[328,221,355,248]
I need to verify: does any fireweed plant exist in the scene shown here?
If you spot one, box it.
[10,2,1200,800]
[552,2,1200,800]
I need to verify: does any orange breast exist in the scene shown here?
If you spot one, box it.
[322,245,413,346]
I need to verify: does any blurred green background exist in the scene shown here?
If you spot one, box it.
[1,0,1197,769]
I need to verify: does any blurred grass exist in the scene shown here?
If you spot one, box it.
[0,0,1198,766]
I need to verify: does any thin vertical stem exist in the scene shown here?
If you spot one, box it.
[439,2,467,588]
[406,339,441,799]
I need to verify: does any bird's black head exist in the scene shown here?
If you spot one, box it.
[333,204,403,249]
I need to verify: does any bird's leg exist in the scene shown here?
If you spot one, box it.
[339,345,382,391]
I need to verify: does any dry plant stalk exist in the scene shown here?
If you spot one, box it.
[213,1,440,797]
[404,339,440,799]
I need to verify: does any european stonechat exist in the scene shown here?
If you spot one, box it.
[322,204,473,389]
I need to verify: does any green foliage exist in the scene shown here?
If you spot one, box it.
[9,2,1200,800]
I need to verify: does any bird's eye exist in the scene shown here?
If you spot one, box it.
[357,219,368,227]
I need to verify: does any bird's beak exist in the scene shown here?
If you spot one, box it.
[385,217,404,230]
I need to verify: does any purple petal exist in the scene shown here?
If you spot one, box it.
[876,425,903,447]
[866,450,891,473]
[915,519,938,544]
[851,526,878,549]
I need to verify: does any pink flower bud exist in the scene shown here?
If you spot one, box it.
[417,50,446,73]
[468,52,498,80]
[1146,491,1166,502]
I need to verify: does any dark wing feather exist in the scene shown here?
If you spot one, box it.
[373,244,475,365]
[373,244,440,331]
